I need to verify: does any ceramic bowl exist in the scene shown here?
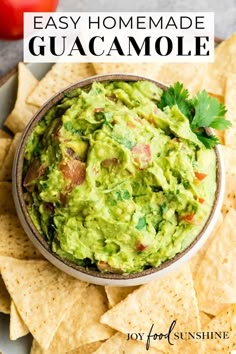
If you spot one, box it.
[12,74,225,286]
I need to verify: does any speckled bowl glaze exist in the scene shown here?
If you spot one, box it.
[12,74,225,286]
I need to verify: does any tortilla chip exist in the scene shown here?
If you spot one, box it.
[92,63,163,80]
[0,257,88,350]
[105,286,139,307]
[30,340,102,354]
[40,285,114,353]
[0,132,21,181]
[27,63,96,107]
[0,138,12,166]
[4,63,38,134]
[199,311,213,328]
[0,182,16,215]
[10,301,29,340]
[0,214,42,259]
[92,333,162,354]
[190,212,223,279]
[101,265,203,353]
[0,129,11,138]
[157,63,208,94]
[194,208,236,314]
[203,305,236,353]
[69,342,103,354]
[224,74,236,146]
[221,146,236,214]
[0,274,10,314]
[201,33,236,96]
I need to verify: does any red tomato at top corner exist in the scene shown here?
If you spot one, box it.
[0,0,59,40]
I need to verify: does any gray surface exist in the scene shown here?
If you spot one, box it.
[0,0,236,78]
[0,314,32,354]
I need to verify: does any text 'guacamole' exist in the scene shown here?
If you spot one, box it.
[23,80,216,273]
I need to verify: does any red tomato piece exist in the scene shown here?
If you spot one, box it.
[59,159,86,186]
[0,0,59,40]
[136,243,148,252]
[194,172,207,181]
[131,144,152,168]
[180,213,196,223]
[198,197,205,204]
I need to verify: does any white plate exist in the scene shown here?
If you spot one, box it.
[0,63,52,354]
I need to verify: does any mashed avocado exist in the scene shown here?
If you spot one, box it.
[23,80,216,273]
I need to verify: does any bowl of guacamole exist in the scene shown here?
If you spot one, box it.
[13,74,225,285]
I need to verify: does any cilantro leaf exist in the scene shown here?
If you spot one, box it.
[136,216,147,230]
[158,82,192,118]
[190,91,230,130]
[195,132,220,149]
[157,82,231,149]
[209,118,232,130]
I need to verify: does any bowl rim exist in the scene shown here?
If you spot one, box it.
[13,73,224,284]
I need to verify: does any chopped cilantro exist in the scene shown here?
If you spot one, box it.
[64,121,83,135]
[136,216,147,230]
[123,190,131,200]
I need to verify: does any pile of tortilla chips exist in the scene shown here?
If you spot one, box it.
[0,34,236,354]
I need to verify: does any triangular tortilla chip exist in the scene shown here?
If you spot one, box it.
[92,63,163,80]
[0,182,16,214]
[0,132,21,181]
[190,212,223,279]
[105,286,139,308]
[0,214,41,259]
[194,209,236,313]
[27,63,96,107]
[199,311,213,328]
[4,63,38,134]
[224,74,236,146]
[30,340,102,354]
[0,274,10,314]
[157,63,208,94]
[0,129,11,138]
[201,33,236,96]
[10,301,29,340]
[101,265,203,353]
[40,285,114,353]
[0,138,12,166]
[203,305,236,353]
[92,333,162,354]
[0,257,88,350]
[221,146,236,214]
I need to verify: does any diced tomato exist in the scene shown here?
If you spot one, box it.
[136,243,148,252]
[23,160,46,190]
[131,144,152,169]
[95,108,104,113]
[198,197,205,204]
[194,172,207,181]
[101,158,119,168]
[59,159,86,186]
[180,213,196,223]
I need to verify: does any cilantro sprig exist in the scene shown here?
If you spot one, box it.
[158,82,231,148]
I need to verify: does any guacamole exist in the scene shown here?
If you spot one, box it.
[23,80,216,274]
